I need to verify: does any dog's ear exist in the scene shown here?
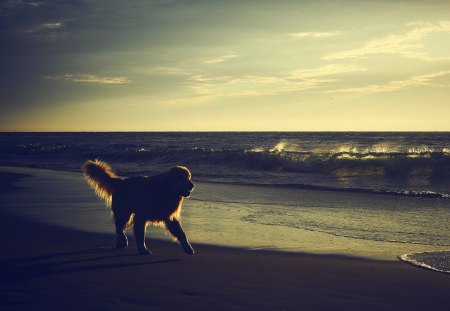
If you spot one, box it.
[168,166,191,180]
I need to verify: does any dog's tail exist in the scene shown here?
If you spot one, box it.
[82,159,118,207]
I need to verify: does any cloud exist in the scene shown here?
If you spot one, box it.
[331,71,450,93]
[25,21,65,34]
[0,0,42,16]
[183,64,366,99]
[43,74,130,84]
[150,66,189,76]
[324,21,450,60]
[288,64,366,79]
[204,54,237,64]
[40,22,64,30]
[164,64,365,106]
[290,31,343,39]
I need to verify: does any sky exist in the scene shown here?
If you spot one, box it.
[1,0,450,131]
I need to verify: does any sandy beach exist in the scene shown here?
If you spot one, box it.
[0,168,449,310]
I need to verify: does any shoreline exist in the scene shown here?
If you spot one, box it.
[2,166,449,261]
[1,167,449,310]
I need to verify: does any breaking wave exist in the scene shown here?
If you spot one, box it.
[5,142,450,178]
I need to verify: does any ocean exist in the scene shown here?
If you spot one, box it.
[0,132,449,273]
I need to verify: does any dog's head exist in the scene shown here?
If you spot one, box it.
[167,166,195,198]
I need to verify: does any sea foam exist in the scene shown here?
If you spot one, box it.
[399,251,450,274]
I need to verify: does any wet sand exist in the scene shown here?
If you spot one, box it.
[0,168,449,310]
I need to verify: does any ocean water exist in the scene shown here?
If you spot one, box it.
[0,132,449,272]
[1,132,449,196]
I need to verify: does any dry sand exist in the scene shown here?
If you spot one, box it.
[0,169,449,310]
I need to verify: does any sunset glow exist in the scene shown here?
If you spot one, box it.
[1,0,450,131]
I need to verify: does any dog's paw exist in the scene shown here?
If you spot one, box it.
[115,242,128,249]
[183,246,195,255]
[115,234,128,249]
[137,248,151,255]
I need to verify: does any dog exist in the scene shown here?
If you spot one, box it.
[82,159,195,255]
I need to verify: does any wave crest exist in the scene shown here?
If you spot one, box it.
[242,142,450,178]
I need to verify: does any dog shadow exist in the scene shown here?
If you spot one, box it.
[0,248,180,286]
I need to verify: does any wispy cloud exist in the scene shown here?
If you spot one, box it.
[43,74,130,84]
[172,65,448,104]
[40,22,64,30]
[331,71,450,93]
[150,66,189,76]
[288,64,366,79]
[0,0,42,16]
[290,31,343,39]
[204,54,237,64]
[324,21,450,60]
[182,64,366,99]
[25,21,64,33]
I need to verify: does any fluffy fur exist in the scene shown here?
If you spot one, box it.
[82,159,195,255]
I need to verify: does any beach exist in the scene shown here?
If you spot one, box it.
[2,0,450,307]
[0,167,449,310]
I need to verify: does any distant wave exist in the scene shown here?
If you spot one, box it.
[241,147,450,178]
[399,251,450,274]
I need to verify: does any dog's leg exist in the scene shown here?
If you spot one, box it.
[165,218,194,254]
[133,216,150,255]
[114,222,128,249]
[112,203,129,249]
